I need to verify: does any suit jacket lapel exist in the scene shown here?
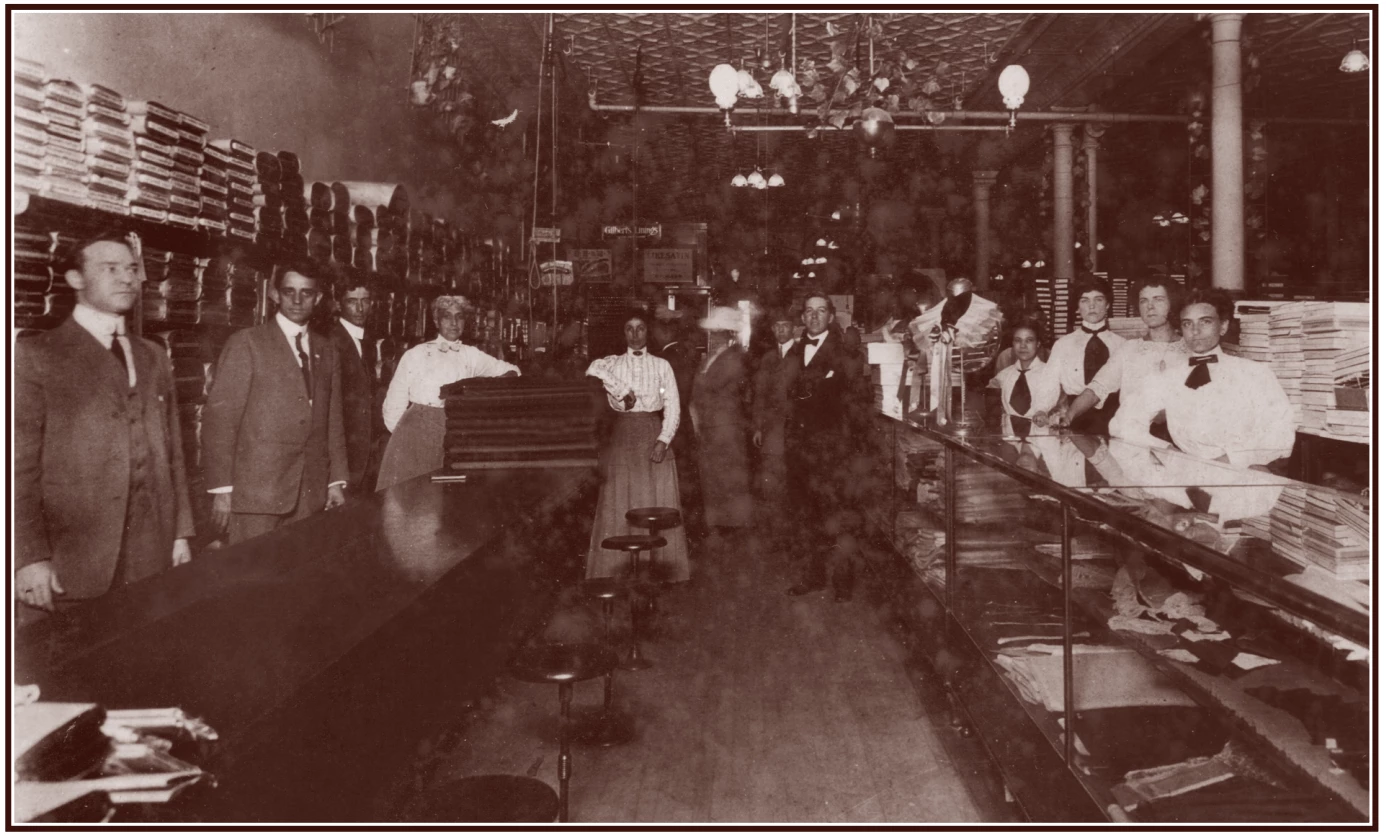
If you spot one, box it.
[804,332,834,373]
[262,321,310,398]
[56,317,128,402]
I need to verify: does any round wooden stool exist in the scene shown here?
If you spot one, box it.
[509,643,619,822]
[409,774,559,823]
[572,578,636,747]
[623,507,682,634]
[599,534,666,670]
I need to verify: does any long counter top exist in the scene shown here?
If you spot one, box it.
[15,465,598,821]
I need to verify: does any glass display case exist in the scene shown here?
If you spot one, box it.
[875,411,1369,823]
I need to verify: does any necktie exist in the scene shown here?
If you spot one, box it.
[1186,486,1213,513]
[295,331,313,398]
[1185,354,1218,390]
[1010,415,1033,438]
[110,331,129,380]
[803,335,822,347]
[1082,329,1109,383]
[632,350,644,356]
[1009,368,1032,415]
[363,334,378,382]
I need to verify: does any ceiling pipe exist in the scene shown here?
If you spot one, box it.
[590,93,1188,122]
[731,124,1010,133]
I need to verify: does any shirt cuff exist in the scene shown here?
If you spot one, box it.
[328,481,347,490]
[208,486,232,494]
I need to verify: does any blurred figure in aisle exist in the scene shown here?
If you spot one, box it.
[376,295,519,490]
[330,277,384,495]
[203,264,348,544]
[785,294,872,603]
[752,309,798,522]
[16,231,194,617]
[987,318,1060,438]
[1054,276,1186,439]
[1043,275,1126,435]
[691,307,753,532]
[652,306,702,535]
[1112,288,1294,469]
[585,311,691,582]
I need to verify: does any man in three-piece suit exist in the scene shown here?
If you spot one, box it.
[15,232,194,615]
[203,265,348,545]
[784,294,872,602]
[328,277,383,495]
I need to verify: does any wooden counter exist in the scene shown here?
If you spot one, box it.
[15,466,598,822]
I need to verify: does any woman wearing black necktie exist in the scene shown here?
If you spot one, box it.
[1043,275,1126,435]
[986,319,1059,437]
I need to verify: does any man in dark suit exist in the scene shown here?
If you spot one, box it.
[652,309,702,534]
[203,264,348,545]
[752,309,798,525]
[329,276,382,495]
[15,231,194,615]
[784,294,871,602]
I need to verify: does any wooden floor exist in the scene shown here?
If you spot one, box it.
[413,526,998,824]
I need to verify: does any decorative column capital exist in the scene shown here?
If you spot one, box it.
[1052,122,1076,143]
[1082,124,1104,146]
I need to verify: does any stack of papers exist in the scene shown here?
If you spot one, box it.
[1299,302,1370,434]
[1300,487,1370,580]
[1110,276,1130,317]
[1268,303,1306,426]
[1226,304,1272,362]
[1052,276,1071,337]
[1267,484,1308,568]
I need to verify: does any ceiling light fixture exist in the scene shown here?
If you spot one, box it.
[1341,39,1370,73]
[1021,260,1032,268]
[997,64,1030,132]
[816,238,828,246]
[709,63,740,124]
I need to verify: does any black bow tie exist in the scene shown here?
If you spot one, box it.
[631,350,645,356]
[802,335,823,347]
[1081,323,1109,335]
[1185,354,1218,389]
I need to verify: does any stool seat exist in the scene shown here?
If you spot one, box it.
[510,642,618,685]
[411,775,558,823]
[625,506,682,531]
[580,578,626,600]
[600,534,667,552]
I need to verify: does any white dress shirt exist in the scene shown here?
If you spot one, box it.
[382,336,521,432]
[339,317,365,358]
[1110,345,1296,467]
[1047,322,1127,405]
[778,339,795,359]
[801,330,828,366]
[73,302,135,387]
[586,348,681,444]
[989,358,1060,423]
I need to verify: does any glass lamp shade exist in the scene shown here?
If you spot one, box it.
[709,64,740,99]
[736,69,764,98]
[1341,48,1370,73]
[1021,260,1032,268]
[747,170,766,188]
[855,107,895,147]
[815,256,827,264]
[731,174,748,187]
[767,173,785,187]
[998,64,1030,110]
[816,238,828,246]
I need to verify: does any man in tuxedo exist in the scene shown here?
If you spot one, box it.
[203,264,348,544]
[15,231,194,615]
[330,277,382,495]
[784,294,871,602]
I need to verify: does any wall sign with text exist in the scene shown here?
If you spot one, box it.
[642,248,695,285]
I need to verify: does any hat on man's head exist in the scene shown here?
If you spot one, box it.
[698,306,743,332]
[653,304,686,323]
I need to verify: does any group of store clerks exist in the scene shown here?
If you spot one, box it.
[15,228,1293,619]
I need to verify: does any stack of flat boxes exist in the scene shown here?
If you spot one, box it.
[129,100,179,224]
[200,257,232,326]
[254,152,285,246]
[1269,303,1306,427]
[14,225,61,327]
[210,140,259,242]
[142,248,171,323]
[199,134,232,236]
[167,110,209,231]
[1110,276,1129,318]
[228,263,263,327]
[40,78,91,207]
[1032,275,1052,337]
[1051,276,1070,338]
[14,58,51,196]
[83,84,135,217]
[280,152,310,258]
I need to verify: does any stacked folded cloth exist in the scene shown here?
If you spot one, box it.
[127,99,180,224]
[147,329,211,484]
[38,77,92,207]
[438,377,601,471]
[13,57,50,195]
[279,152,309,257]
[14,221,70,328]
[79,83,136,217]
[254,151,285,245]
[199,257,232,326]
[208,139,258,241]
[170,110,210,231]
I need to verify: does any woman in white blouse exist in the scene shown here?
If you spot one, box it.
[584,310,690,582]
[375,296,519,490]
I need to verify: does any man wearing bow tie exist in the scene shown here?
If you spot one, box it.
[203,265,348,544]
[1111,288,1294,468]
[784,294,871,602]
[1045,276,1126,434]
[16,231,195,616]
